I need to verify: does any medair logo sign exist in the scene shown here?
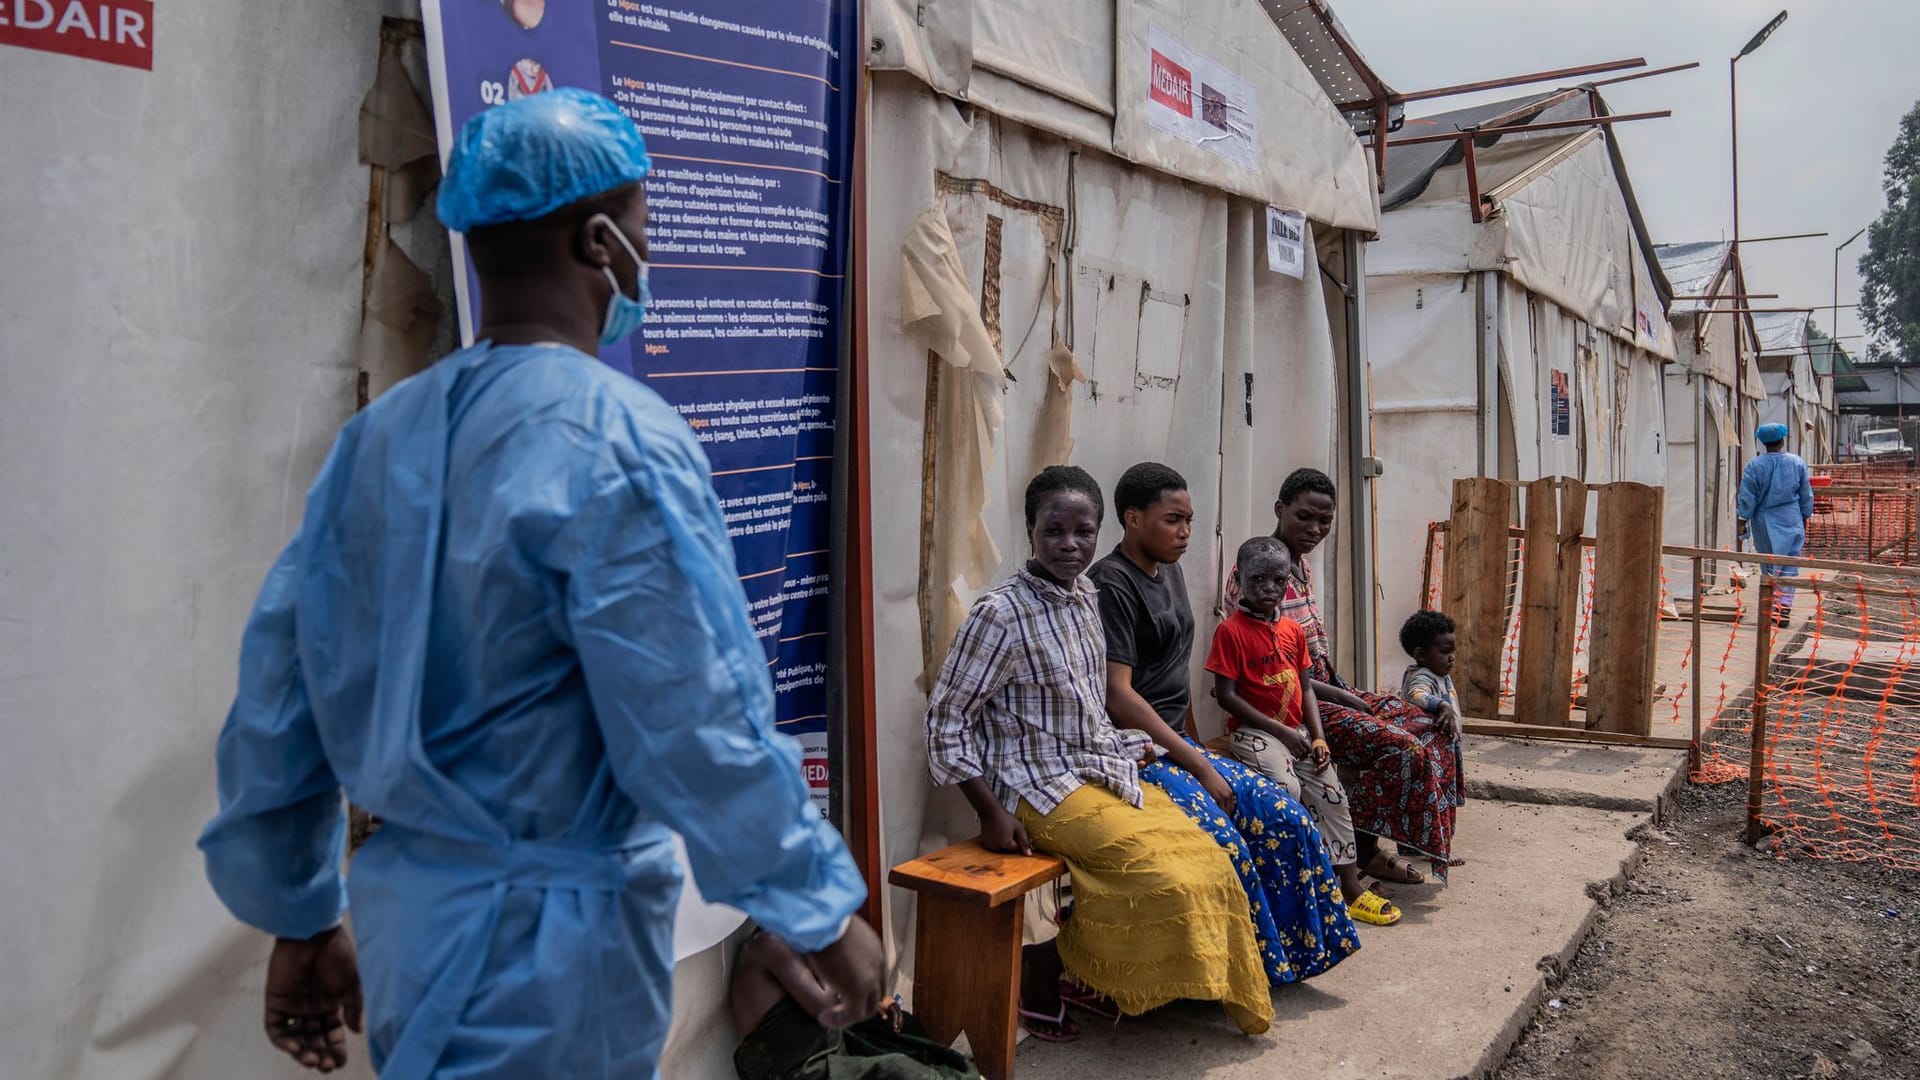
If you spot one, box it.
[0,0,153,70]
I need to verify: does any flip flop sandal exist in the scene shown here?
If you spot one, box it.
[1017,1001,1080,1043]
[1448,856,1467,867]
[1058,979,1124,1023]
[1346,889,1402,926]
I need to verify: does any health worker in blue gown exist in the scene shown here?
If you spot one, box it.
[1737,421,1816,626]
[198,88,883,1079]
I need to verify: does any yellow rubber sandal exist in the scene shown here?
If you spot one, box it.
[1347,889,1402,926]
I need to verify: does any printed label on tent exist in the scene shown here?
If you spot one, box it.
[1148,47,1192,116]
[797,730,830,819]
[1266,206,1305,278]
[0,0,153,70]
[1144,24,1256,174]
[1550,368,1572,440]
[423,1,857,820]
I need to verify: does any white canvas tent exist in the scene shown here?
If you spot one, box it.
[0,4,431,1078]
[1654,241,1766,571]
[863,0,1381,1028]
[0,1,1382,1077]
[1754,311,1826,462]
[1364,88,1676,670]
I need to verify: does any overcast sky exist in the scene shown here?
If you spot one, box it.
[1337,0,1920,349]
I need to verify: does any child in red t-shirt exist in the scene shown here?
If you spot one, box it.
[1207,537,1400,926]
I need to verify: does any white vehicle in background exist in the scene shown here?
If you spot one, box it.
[1849,428,1912,458]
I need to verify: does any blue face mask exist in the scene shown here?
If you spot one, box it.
[591,213,650,346]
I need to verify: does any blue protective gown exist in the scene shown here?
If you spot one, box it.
[198,342,864,1080]
[1737,449,1816,608]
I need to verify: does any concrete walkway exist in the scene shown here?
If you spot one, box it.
[1012,735,1687,1079]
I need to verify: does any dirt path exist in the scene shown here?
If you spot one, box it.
[1494,782,1920,1079]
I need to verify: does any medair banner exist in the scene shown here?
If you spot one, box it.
[422,0,857,819]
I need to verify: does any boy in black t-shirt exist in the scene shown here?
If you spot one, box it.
[1089,462,1237,813]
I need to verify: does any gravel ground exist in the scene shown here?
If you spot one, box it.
[1495,781,1920,1080]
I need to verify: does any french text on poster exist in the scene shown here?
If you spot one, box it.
[418,0,856,825]
[1145,24,1256,175]
[1266,206,1305,278]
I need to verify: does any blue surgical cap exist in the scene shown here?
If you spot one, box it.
[438,88,652,233]
[1756,423,1789,444]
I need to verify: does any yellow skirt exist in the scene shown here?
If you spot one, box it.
[1018,784,1272,1035]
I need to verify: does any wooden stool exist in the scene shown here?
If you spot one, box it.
[889,840,1066,1080]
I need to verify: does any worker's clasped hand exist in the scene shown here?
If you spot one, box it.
[803,916,888,1029]
[264,926,364,1073]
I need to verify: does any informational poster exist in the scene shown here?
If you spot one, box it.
[1145,24,1257,174]
[1550,368,1572,440]
[0,0,152,70]
[422,0,857,822]
[1265,206,1305,278]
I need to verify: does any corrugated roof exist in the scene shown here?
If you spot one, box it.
[1753,311,1810,355]
[1263,0,1402,136]
[1654,241,1732,315]
[1809,331,1869,392]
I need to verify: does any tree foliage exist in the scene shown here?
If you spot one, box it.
[1860,100,1920,362]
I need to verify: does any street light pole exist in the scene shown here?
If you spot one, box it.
[1730,53,1741,262]
[1834,227,1865,345]
[1730,9,1789,471]
[1835,226,1866,454]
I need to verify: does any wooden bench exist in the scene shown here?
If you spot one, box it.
[889,840,1067,1080]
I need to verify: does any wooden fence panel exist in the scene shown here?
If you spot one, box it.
[1514,477,1586,726]
[1587,482,1664,735]
[1443,477,1512,719]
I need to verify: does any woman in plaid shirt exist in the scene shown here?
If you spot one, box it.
[925,467,1271,1043]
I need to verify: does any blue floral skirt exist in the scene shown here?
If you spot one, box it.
[1140,741,1360,985]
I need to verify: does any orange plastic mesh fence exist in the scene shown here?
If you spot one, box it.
[1419,525,1920,870]
[1818,460,1916,481]
[1806,484,1920,565]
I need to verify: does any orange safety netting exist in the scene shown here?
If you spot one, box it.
[1806,471,1920,566]
[1419,525,1920,871]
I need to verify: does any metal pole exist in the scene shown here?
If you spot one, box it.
[1690,556,1704,774]
[1730,53,1747,477]
[1374,98,1391,194]
[1393,56,1647,105]
[1384,109,1674,148]
[1696,376,1708,548]
[1465,139,1484,223]
[1342,231,1379,687]
[1747,575,1774,845]
[1477,271,1500,476]
[1833,244,1842,363]
[1730,55,1741,264]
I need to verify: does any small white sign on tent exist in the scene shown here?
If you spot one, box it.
[1266,206,1306,278]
